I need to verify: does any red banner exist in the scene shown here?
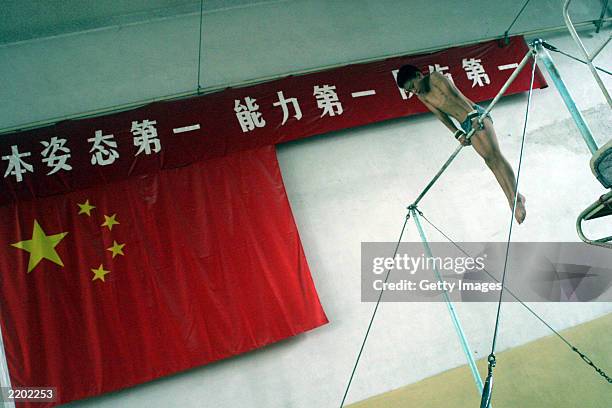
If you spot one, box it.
[0,145,328,407]
[0,36,545,205]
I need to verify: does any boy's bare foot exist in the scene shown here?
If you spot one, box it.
[513,193,526,224]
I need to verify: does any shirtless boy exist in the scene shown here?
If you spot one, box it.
[396,64,526,224]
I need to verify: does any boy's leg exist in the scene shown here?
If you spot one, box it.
[469,118,526,223]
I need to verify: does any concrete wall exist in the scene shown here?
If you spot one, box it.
[0,0,607,130]
[0,1,611,407]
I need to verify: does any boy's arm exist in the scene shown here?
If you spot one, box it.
[420,98,460,133]
[420,94,470,145]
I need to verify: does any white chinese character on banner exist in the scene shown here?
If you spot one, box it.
[234,97,266,132]
[272,91,302,125]
[462,58,490,87]
[131,119,161,156]
[429,64,455,84]
[498,63,519,71]
[2,145,33,182]
[314,85,343,117]
[40,137,72,175]
[88,130,119,166]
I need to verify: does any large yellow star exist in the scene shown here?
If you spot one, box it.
[91,264,110,282]
[77,200,96,216]
[107,241,125,258]
[11,220,68,273]
[101,214,119,231]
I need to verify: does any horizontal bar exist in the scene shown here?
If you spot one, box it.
[480,48,535,118]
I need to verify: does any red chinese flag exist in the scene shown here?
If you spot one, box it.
[0,145,327,407]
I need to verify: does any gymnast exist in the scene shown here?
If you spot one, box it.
[396,64,526,224]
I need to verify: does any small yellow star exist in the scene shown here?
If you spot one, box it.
[11,220,68,273]
[101,214,119,231]
[77,200,96,216]
[107,241,125,258]
[91,264,110,282]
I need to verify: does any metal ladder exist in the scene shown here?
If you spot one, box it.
[563,0,612,247]
[563,0,612,108]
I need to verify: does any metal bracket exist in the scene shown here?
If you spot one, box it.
[563,0,612,108]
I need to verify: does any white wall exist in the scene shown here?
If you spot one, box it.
[1,1,611,407]
[0,0,607,130]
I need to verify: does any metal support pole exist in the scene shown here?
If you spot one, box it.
[592,33,611,59]
[410,48,535,207]
[0,323,15,408]
[409,207,485,396]
[410,144,464,208]
[535,41,599,154]
[576,191,612,248]
[595,0,609,33]
[480,48,535,118]
[563,0,612,107]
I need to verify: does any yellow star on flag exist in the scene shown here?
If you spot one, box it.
[77,200,96,216]
[11,220,68,273]
[91,264,110,282]
[101,214,119,231]
[107,241,125,258]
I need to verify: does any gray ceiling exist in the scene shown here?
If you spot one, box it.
[0,0,280,44]
[1,0,610,46]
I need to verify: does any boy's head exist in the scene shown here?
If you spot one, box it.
[396,64,424,93]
